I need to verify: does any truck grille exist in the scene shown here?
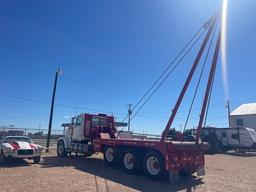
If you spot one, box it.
[17,149,33,155]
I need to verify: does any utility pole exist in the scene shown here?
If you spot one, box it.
[127,104,132,132]
[226,100,231,127]
[46,68,62,152]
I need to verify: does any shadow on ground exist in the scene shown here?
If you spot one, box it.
[206,151,256,157]
[0,158,32,168]
[224,151,256,157]
[41,155,204,192]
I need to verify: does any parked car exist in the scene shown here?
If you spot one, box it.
[0,136,43,164]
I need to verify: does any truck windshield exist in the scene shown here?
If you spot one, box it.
[91,116,108,127]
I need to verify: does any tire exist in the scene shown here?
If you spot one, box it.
[143,151,165,180]
[103,146,118,166]
[122,148,142,174]
[57,140,67,157]
[33,156,41,164]
[0,151,5,165]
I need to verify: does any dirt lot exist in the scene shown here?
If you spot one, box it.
[0,152,256,192]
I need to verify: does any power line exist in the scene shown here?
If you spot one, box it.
[0,91,126,116]
[121,17,216,123]
[0,90,226,119]
[61,75,89,88]
[0,92,50,104]
[122,25,207,123]
[0,87,50,99]
[129,29,207,122]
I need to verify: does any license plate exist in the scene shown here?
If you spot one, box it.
[197,167,205,176]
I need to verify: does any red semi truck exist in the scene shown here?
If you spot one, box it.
[57,14,221,183]
[58,113,207,182]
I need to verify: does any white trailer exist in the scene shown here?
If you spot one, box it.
[201,127,256,152]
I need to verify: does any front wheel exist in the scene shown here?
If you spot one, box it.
[57,140,67,157]
[33,156,41,164]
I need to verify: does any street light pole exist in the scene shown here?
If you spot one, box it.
[46,68,62,152]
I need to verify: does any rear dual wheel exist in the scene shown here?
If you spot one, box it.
[103,147,166,180]
[104,146,142,174]
[143,151,166,180]
[104,146,118,165]
[122,148,142,174]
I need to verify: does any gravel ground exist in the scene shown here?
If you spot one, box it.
[0,152,255,192]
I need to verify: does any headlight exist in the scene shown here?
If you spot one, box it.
[35,147,43,153]
[6,147,13,153]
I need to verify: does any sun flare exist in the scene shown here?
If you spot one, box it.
[221,0,229,99]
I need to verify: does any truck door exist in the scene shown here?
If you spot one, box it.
[73,115,84,141]
[84,115,91,137]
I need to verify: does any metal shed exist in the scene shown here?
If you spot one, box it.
[230,103,256,130]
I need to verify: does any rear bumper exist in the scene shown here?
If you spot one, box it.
[165,142,207,171]
[166,153,205,171]
[4,150,41,159]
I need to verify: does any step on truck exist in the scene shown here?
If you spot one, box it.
[57,14,222,183]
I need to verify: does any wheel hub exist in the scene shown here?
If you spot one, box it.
[106,148,114,162]
[146,156,160,175]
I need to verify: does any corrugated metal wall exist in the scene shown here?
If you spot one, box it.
[230,114,256,130]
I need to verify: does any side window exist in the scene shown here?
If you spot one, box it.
[236,119,244,126]
[231,134,239,140]
[91,117,100,126]
[76,116,83,126]
[222,132,226,138]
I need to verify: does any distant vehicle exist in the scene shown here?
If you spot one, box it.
[0,136,43,164]
[184,127,256,153]
[0,129,24,137]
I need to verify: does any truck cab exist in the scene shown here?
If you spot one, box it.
[57,113,116,157]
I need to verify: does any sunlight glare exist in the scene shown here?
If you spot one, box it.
[221,0,229,99]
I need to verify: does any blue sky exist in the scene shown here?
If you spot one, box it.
[0,0,255,134]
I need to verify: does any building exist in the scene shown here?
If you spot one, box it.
[230,103,256,130]
[0,128,24,137]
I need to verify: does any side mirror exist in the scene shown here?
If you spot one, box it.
[72,117,77,125]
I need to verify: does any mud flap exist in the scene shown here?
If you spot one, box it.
[197,166,205,176]
[169,171,180,184]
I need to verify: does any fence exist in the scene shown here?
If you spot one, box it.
[0,127,63,148]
